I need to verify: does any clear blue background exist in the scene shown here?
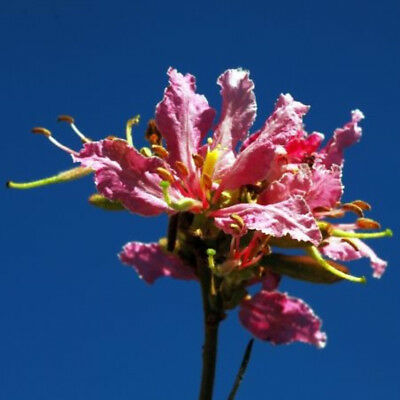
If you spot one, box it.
[1,1,399,399]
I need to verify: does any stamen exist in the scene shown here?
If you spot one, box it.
[306,246,366,283]
[32,127,51,137]
[192,154,204,168]
[352,200,371,211]
[156,167,175,184]
[230,223,243,236]
[220,191,232,206]
[145,119,162,145]
[206,248,217,270]
[230,214,245,229]
[88,193,125,211]
[159,180,172,206]
[331,228,393,239]
[342,203,364,217]
[341,238,360,251]
[171,197,201,212]
[174,161,189,178]
[140,147,152,157]
[125,115,140,147]
[32,127,79,155]
[152,144,169,159]
[202,173,212,190]
[356,218,381,230]
[57,115,91,143]
[7,167,92,190]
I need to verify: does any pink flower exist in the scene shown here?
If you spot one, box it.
[13,67,391,348]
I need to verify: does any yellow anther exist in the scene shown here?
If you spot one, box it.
[88,193,125,211]
[174,161,189,178]
[156,168,175,184]
[32,127,51,137]
[151,144,169,159]
[207,137,213,145]
[57,115,75,124]
[230,213,245,229]
[356,218,381,230]
[192,154,204,168]
[230,223,243,235]
[140,147,152,157]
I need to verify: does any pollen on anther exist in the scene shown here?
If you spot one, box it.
[175,161,189,178]
[192,154,204,168]
[57,115,75,124]
[156,167,175,184]
[31,127,51,137]
[341,238,360,252]
[356,218,381,230]
[230,223,243,235]
[202,173,212,190]
[230,213,245,229]
[152,145,169,159]
[352,200,372,211]
[342,203,364,217]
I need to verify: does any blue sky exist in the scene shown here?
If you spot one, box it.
[1,0,399,399]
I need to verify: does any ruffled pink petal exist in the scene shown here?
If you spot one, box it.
[213,69,256,151]
[321,109,364,167]
[155,68,216,173]
[239,290,327,348]
[211,197,322,245]
[217,136,276,192]
[320,237,388,278]
[285,132,324,163]
[74,140,179,216]
[306,164,343,210]
[119,242,197,284]
[242,93,309,149]
[259,164,343,212]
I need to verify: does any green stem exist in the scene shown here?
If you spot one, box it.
[198,254,223,400]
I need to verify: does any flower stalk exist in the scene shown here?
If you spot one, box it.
[198,250,224,400]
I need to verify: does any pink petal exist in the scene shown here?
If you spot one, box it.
[306,164,343,210]
[285,132,324,163]
[74,140,179,216]
[239,290,327,348]
[242,93,309,149]
[320,237,388,278]
[259,164,343,212]
[321,109,364,167]
[217,136,276,192]
[119,242,197,284]
[155,68,216,173]
[211,197,322,245]
[213,69,256,151]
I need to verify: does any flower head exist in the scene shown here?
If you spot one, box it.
[8,67,392,348]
